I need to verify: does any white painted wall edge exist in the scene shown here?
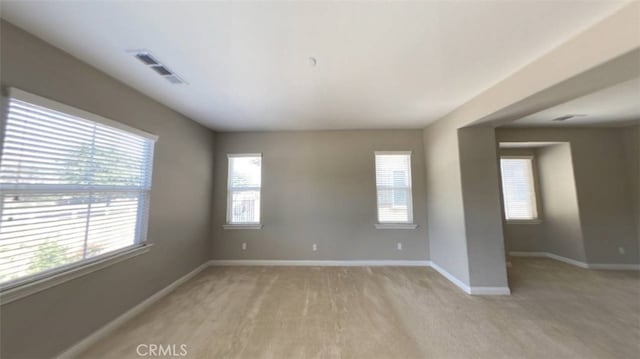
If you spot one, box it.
[55,262,210,359]
[55,258,511,358]
[509,251,640,270]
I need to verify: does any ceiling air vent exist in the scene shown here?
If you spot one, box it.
[135,53,159,66]
[551,114,586,122]
[165,75,184,84]
[151,65,172,76]
[128,50,187,85]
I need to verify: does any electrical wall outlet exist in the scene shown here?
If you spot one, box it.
[397,242,402,251]
[312,243,317,252]
[242,242,247,251]
[618,246,625,255]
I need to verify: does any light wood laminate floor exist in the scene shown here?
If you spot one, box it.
[80,258,640,358]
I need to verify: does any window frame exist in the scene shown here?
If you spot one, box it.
[499,155,541,223]
[374,151,416,229]
[0,88,157,299]
[225,153,262,228]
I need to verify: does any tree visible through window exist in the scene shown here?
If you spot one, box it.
[392,170,407,207]
[226,154,262,224]
[0,89,156,286]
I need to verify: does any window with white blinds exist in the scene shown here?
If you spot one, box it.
[375,151,413,223]
[227,154,262,224]
[0,89,156,287]
[500,157,538,220]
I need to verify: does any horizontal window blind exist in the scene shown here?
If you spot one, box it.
[0,89,156,287]
[227,154,261,224]
[500,158,538,220]
[375,152,413,223]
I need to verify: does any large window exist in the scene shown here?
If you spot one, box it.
[375,151,413,224]
[226,154,262,225]
[500,157,538,221]
[0,89,156,287]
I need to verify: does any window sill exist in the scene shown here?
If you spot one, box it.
[375,223,418,229]
[506,219,542,225]
[223,224,263,230]
[0,244,152,305]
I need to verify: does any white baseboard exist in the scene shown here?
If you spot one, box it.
[587,263,640,270]
[545,252,589,268]
[468,286,511,295]
[428,261,471,293]
[510,251,588,268]
[208,259,432,267]
[509,251,639,270]
[428,262,510,295]
[56,262,210,359]
[509,251,548,258]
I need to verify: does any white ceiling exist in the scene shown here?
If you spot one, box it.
[0,1,628,131]
[508,77,640,127]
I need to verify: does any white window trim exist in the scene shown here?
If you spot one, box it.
[501,155,534,159]
[375,150,413,156]
[225,153,262,227]
[375,223,418,229]
[500,155,540,223]
[505,219,542,225]
[223,224,263,230]
[0,88,158,292]
[374,150,415,228]
[0,243,152,304]
[8,88,158,142]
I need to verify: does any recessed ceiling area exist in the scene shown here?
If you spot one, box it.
[0,0,628,131]
[505,77,640,127]
[499,142,564,149]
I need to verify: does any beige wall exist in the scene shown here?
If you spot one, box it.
[0,20,215,358]
[535,144,586,261]
[623,125,640,251]
[499,148,546,254]
[458,127,508,287]
[422,121,470,283]
[422,122,509,289]
[497,127,639,264]
[211,131,428,261]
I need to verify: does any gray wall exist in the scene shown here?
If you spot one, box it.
[458,127,508,287]
[499,148,546,254]
[536,144,586,261]
[0,20,215,358]
[622,125,640,249]
[422,121,470,284]
[423,120,509,289]
[497,127,639,265]
[211,131,428,261]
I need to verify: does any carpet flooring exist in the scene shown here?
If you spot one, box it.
[79,258,640,358]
